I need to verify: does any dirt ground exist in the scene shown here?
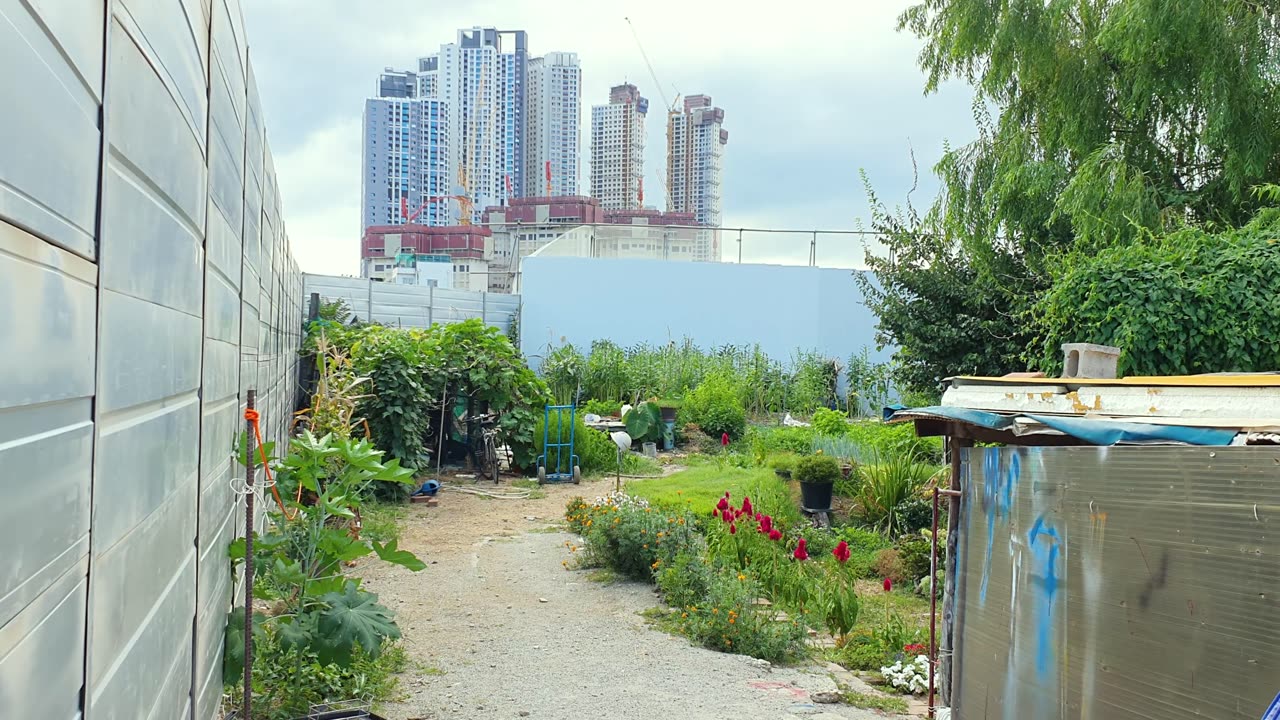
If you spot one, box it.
[357,476,917,720]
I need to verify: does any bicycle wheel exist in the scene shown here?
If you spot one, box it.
[485,435,500,483]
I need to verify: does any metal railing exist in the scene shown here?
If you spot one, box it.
[480,221,889,293]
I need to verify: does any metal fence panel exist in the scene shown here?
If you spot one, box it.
[0,0,103,259]
[954,446,1280,720]
[0,2,303,717]
[303,272,520,334]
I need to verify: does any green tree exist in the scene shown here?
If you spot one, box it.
[864,0,1280,390]
[1033,205,1280,377]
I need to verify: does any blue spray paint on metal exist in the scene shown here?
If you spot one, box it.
[1263,691,1280,720]
[1027,514,1062,678]
[980,450,1020,604]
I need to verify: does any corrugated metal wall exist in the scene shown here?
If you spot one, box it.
[304,272,521,335]
[953,446,1280,720]
[0,2,302,718]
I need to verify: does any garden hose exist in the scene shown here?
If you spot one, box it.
[440,484,534,500]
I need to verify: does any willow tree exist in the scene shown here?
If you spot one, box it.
[863,0,1280,391]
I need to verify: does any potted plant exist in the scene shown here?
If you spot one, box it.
[794,454,840,513]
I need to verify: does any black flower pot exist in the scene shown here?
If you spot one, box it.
[799,481,834,513]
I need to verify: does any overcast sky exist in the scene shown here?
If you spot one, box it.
[243,0,976,275]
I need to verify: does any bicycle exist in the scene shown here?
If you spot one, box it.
[464,411,502,484]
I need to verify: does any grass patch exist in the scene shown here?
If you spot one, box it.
[361,502,407,544]
[624,464,785,512]
[825,587,931,672]
[511,478,548,499]
[585,568,619,583]
[840,690,908,713]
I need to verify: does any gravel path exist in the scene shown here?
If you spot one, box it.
[359,479,913,720]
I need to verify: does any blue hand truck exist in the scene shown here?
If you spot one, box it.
[536,404,581,484]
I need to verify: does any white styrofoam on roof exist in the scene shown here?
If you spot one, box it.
[942,382,1280,424]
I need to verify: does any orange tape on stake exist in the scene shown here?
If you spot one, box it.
[244,407,299,520]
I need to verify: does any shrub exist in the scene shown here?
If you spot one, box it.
[225,636,406,720]
[896,497,935,536]
[835,526,892,579]
[767,452,799,475]
[845,421,943,464]
[747,425,816,455]
[656,543,714,610]
[675,569,810,662]
[894,534,935,584]
[1032,209,1280,377]
[795,454,840,484]
[535,411,656,475]
[679,372,746,440]
[583,398,623,417]
[812,407,850,436]
[872,548,908,584]
[576,495,701,581]
[340,321,549,470]
[856,457,943,536]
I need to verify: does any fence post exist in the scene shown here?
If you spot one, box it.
[482,291,488,326]
[810,230,817,267]
[366,276,374,320]
[428,285,434,327]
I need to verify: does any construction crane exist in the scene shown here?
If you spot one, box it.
[624,17,678,209]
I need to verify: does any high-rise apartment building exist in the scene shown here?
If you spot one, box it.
[361,95,451,229]
[362,28,579,232]
[591,84,648,210]
[667,94,728,226]
[525,52,581,197]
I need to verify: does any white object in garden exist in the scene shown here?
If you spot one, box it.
[881,655,930,695]
[610,431,632,453]
[783,413,810,427]
[583,413,602,424]
[620,403,633,419]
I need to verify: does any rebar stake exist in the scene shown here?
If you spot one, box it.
[243,389,257,719]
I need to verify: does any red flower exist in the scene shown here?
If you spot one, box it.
[721,509,734,524]
[832,540,851,564]
[741,496,753,516]
[904,643,927,653]
[883,577,893,593]
[716,496,729,512]
[768,529,783,541]
[721,432,730,446]
[730,523,737,535]
[758,515,773,534]
[793,538,809,561]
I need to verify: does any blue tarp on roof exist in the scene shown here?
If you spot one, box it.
[885,405,1238,446]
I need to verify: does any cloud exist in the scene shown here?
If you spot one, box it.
[273,117,363,275]
[244,0,978,275]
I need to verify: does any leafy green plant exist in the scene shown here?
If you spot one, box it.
[224,431,423,687]
[795,454,840,485]
[534,411,657,475]
[675,569,810,662]
[655,544,714,610]
[339,321,550,473]
[223,635,407,720]
[811,407,850,437]
[1032,209,1280,376]
[623,401,663,444]
[679,372,746,440]
[747,425,816,455]
[856,456,942,537]
[835,526,892,579]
